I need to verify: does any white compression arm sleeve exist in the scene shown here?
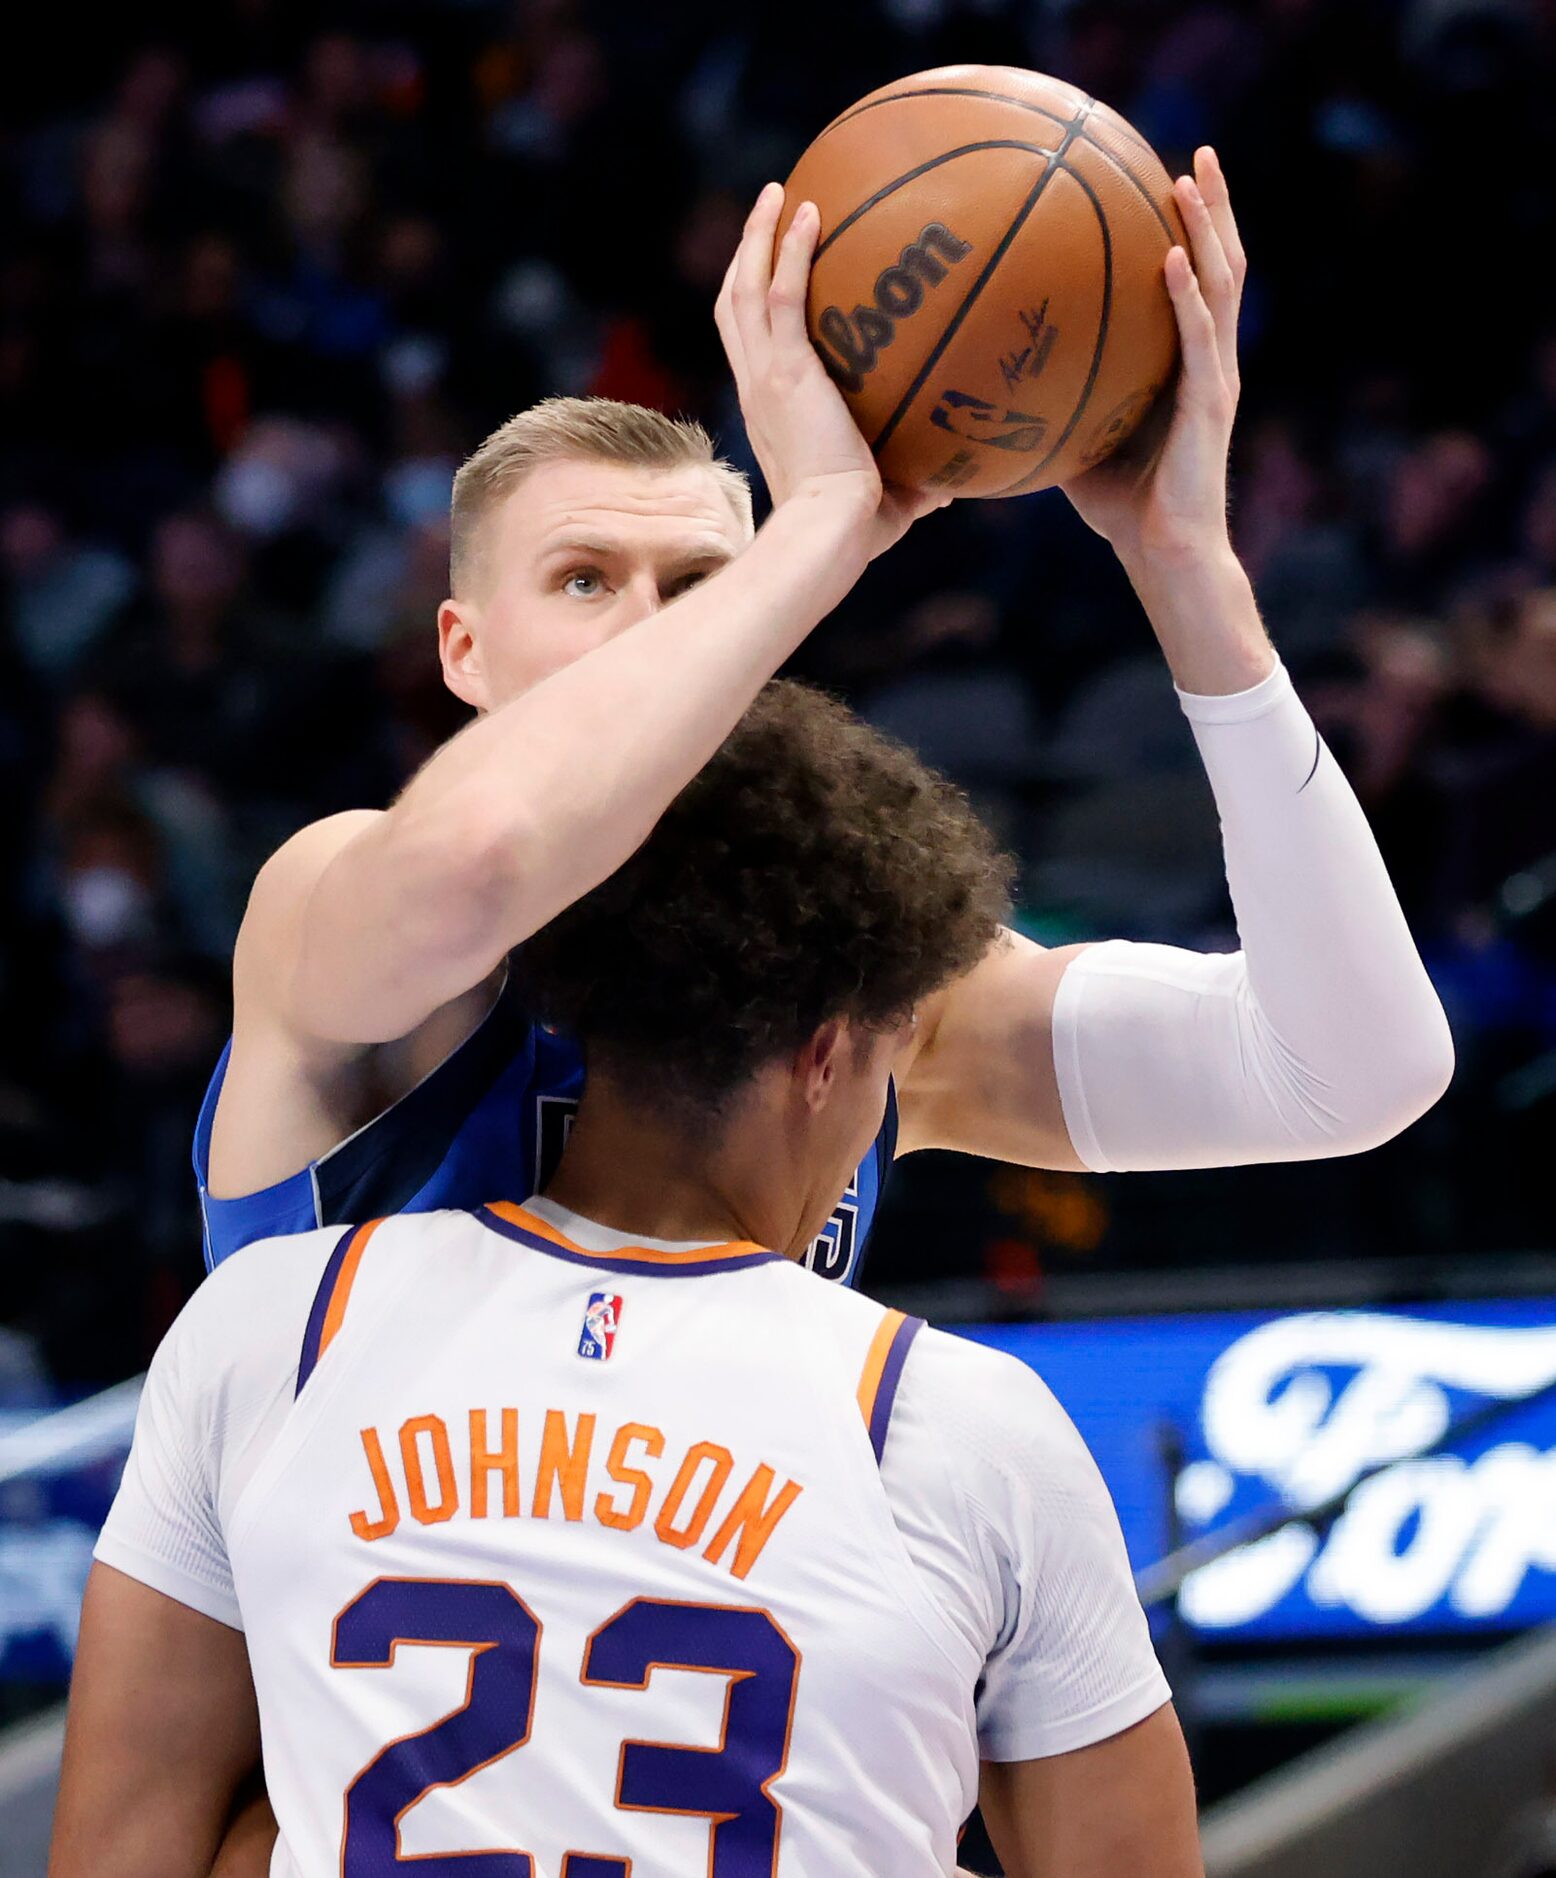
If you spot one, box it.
[1051,659,1454,1174]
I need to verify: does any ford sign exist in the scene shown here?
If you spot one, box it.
[959,1301,1556,1642]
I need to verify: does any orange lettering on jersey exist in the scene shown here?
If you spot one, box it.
[348,1427,401,1542]
[654,1441,734,1551]
[595,1421,664,1531]
[702,1464,804,1581]
[533,1409,596,1521]
[468,1408,520,1519]
[400,1414,459,1525]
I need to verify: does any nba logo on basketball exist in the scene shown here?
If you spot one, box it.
[577,1292,622,1361]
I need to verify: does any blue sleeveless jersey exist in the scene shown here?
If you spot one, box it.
[193,971,895,1287]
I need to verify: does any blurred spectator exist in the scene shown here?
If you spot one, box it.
[1437,583,1556,928]
[42,691,239,960]
[1377,431,1498,608]
[1,0,1554,1387]
[0,505,135,685]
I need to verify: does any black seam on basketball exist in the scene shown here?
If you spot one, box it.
[1021,153,1114,482]
[870,101,1096,459]
[813,139,1062,263]
[1082,110,1160,167]
[820,85,1175,244]
[1072,129,1176,242]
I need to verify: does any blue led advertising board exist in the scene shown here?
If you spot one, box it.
[6,1299,1556,1686]
[960,1300,1556,1645]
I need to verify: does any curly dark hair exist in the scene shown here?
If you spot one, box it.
[519,679,1014,1115]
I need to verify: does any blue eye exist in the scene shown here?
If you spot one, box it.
[563,570,604,598]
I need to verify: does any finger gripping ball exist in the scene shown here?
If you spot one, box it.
[779,66,1186,498]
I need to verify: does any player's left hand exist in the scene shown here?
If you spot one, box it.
[1058,145,1245,569]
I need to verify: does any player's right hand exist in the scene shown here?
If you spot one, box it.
[716,182,946,559]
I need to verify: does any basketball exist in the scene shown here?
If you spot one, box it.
[779,66,1187,498]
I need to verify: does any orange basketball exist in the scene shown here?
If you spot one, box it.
[779,66,1186,498]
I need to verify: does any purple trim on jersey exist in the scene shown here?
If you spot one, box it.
[474,1207,788,1278]
[868,1314,925,1464]
[295,1224,361,1397]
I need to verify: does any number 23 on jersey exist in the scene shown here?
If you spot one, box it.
[332,1577,801,1875]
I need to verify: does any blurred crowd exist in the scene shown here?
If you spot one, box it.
[2,0,1554,1392]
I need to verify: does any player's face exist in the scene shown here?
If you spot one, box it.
[440,459,753,710]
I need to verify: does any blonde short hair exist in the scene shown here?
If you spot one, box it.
[449,396,754,595]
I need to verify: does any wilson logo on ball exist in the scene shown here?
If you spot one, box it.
[816,221,973,393]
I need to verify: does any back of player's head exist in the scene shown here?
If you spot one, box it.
[520,680,1013,1119]
[450,397,753,595]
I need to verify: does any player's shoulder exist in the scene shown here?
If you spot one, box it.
[175,1211,467,1359]
[792,1280,1087,1471]
[782,1258,908,1355]
[137,1224,344,1443]
[171,1221,355,1354]
[248,809,385,901]
[893,1325,1099,1494]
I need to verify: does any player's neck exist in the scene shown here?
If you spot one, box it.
[540,1079,809,1259]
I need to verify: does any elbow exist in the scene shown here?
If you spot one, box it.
[1384,994,1456,1131]
[1341,999,1456,1151]
[1409,1004,1457,1116]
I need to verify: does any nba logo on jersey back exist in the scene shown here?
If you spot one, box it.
[577,1292,622,1361]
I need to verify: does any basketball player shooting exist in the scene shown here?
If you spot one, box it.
[190,146,1450,1306]
[55,687,1201,1876]
[50,138,1449,1878]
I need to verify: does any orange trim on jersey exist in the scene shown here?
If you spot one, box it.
[856,1310,907,1432]
[317,1217,386,1363]
[485,1200,770,1270]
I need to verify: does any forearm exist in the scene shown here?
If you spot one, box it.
[1054,656,1454,1171]
[303,489,872,1031]
[408,500,854,867]
[1121,538,1273,696]
[1035,152,1447,1172]
[402,488,872,927]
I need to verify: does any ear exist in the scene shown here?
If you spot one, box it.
[795,1019,849,1114]
[437,597,491,712]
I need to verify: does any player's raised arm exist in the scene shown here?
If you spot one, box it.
[896,147,1453,1173]
[239,186,943,1051]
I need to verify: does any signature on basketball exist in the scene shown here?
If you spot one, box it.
[1000,302,1059,390]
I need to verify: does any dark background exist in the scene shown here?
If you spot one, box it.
[1,0,1553,1403]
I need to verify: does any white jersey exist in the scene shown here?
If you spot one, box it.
[98,1197,1169,1878]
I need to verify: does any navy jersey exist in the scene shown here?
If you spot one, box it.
[193,970,896,1285]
